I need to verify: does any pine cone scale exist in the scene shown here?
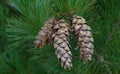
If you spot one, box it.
[53,19,72,70]
[34,18,57,48]
[72,15,94,63]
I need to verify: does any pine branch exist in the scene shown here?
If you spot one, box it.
[96,54,112,74]
[100,17,120,55]
[93,17,120,74]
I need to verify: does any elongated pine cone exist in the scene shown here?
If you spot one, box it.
[34,18,57,48]
[72,15,94,63]
[52,19,72,69]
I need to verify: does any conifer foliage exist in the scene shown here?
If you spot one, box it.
[1,0,120,73]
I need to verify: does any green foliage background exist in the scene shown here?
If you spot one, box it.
[0,0,120,74]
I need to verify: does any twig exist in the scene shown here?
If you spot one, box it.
[97,54,112,74]
[93,51,112,74]
[100,17,120,55]
[93,17,120,74]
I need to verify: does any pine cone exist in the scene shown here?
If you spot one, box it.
[53,19,72,70]
[34,18,57,48]
[72,15,94,63]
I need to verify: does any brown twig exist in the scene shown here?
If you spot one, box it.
[97,54,112,74]
[100,17,120,55]
[94,17,120,74]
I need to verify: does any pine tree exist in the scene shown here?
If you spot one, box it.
[0,0,120,74]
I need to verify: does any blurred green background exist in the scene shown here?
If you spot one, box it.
[0,0,120,74]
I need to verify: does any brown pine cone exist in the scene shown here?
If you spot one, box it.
[52,19,72,70]
[34,18,57,48]
[72,15,94,63]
